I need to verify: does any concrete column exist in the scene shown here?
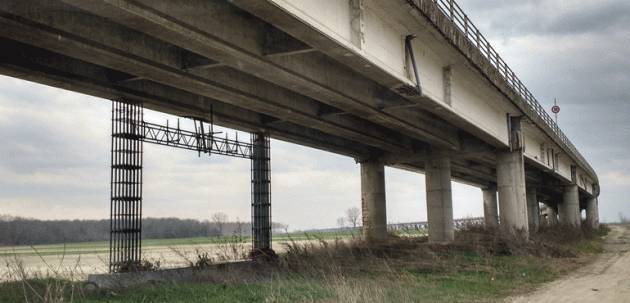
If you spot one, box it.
[497,151,529,236]
[526,187,540,232]
[547,205,559,225]
[361,159,387,242]
[425,151,454,243]
[559,184,581,227]
[482,187,499,229]
[586,197,599,229]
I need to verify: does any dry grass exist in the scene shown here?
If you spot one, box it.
[3,248,86,303]
[0,224,609,303]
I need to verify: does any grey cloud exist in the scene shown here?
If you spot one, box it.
[459,0,630,38]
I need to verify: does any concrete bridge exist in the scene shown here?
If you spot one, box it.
[0,0,599,269]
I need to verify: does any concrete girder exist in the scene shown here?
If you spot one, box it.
[0,4,413,154]
[391,162,492,189]
[230,0,511,150]
[0,5,502,186]
[382,136,496,166]
[451,161,496,185]
[0,40,372,158]
[60,0,461,150]
[238,0,596,188]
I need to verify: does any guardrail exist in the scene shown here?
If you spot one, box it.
[407,0,596,180]
[388,217,484,231]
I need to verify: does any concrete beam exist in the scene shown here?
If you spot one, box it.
[425,150,454,243]
[559,184,581,227]
[61,0,461,149]
[361,159,387,242]
[0,3,413,154]
[0,39,372,158]
[452,160,496,183]
[482,187,499,229]
[497,151,529,236]
[261,23,315,57]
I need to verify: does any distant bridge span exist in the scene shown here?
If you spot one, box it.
[0,0,599,270]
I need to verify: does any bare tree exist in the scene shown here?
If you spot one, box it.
[336,217,346,228]
[211,212,229,236]
[619,212,629,224]
[346,207,361,228]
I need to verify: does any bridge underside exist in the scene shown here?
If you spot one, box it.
[0,0,580,196]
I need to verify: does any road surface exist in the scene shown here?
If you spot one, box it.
[512,224,630,303]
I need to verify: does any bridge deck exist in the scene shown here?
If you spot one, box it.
[0,0,597,201]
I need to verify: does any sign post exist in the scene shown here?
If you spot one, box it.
[551,98,560,124]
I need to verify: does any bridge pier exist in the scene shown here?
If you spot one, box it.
[425,150,454,243]
[586,197,599,229]
[482,187,499,229]
[251,132,273,256]
[360,159,387,242]
[559,184,580,227]
[526,187,540,233]
[497,151,529,236]
[545,203,559,225]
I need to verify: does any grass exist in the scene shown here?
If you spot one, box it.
[404,255,556,302]
[0,225,608,303]
[0,255,563,303]
[0,229,426,258]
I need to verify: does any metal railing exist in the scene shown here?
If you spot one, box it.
[387,217,484,231]
[408,0,596,179]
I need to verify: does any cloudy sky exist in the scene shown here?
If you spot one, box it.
[0,0,628,230]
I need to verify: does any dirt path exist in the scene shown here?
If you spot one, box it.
[511,225,630,303]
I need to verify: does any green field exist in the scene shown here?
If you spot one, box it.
[0,229,424,257]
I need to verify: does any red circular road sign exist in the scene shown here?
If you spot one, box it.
[551,105,560,114]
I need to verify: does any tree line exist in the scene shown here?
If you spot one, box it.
[0,214,287,246]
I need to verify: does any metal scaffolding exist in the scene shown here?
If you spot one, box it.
[110,100,144,273]
[109,99,272,272]
[142,121,253,159]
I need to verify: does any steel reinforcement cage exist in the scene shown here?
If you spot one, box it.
[406,0,597,181]
[251,133,272,252]
[110,100,144,272]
